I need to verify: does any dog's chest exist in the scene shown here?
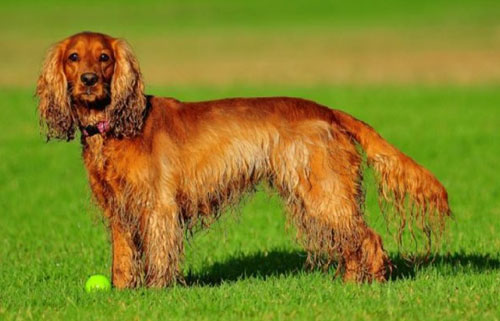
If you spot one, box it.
[82,136,152,209]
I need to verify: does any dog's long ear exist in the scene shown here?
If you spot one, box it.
[36,40,75,141]
[108,39,146,138]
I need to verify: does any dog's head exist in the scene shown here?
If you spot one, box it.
[36,32,146,141]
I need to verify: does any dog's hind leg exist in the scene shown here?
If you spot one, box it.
[273,125,389,282]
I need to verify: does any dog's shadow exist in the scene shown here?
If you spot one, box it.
[186,249,500,286]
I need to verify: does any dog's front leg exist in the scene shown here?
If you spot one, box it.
[141,202,183,288]
[110,218,142,289]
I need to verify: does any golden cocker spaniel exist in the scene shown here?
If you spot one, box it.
[36,32,450,288]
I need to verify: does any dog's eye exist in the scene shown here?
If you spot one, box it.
[68,53,79,62]
[99,53,110,62]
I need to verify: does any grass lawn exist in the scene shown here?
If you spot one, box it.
[0,85,499,320]
[0,0,499,320]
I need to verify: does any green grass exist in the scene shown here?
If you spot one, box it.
[0,86,499,320]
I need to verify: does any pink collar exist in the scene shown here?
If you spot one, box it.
[81,121,110,137]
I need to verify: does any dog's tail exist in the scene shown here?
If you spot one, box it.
[331,109,451,254]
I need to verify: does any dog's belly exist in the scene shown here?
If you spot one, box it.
[173,113,335,224]
[176,123,272,221]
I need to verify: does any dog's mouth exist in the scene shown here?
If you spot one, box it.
[80,92,97,100]
[84,86,95,96]
[77,88,103,100]
[71,83,111,109]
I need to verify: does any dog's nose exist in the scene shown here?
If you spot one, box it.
[80,73,98,86]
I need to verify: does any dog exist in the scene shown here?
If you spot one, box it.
[36,32,450,288]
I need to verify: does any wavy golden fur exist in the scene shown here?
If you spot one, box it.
[36,32,451,288]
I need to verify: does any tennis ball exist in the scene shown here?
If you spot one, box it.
[85,274,111,293]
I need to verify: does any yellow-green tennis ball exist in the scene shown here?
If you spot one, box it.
[85,274,111,293]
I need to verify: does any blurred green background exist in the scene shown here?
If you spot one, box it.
[1,0,499,88]
[0,1,499,320]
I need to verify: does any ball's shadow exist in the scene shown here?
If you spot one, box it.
[186,249,500,286]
